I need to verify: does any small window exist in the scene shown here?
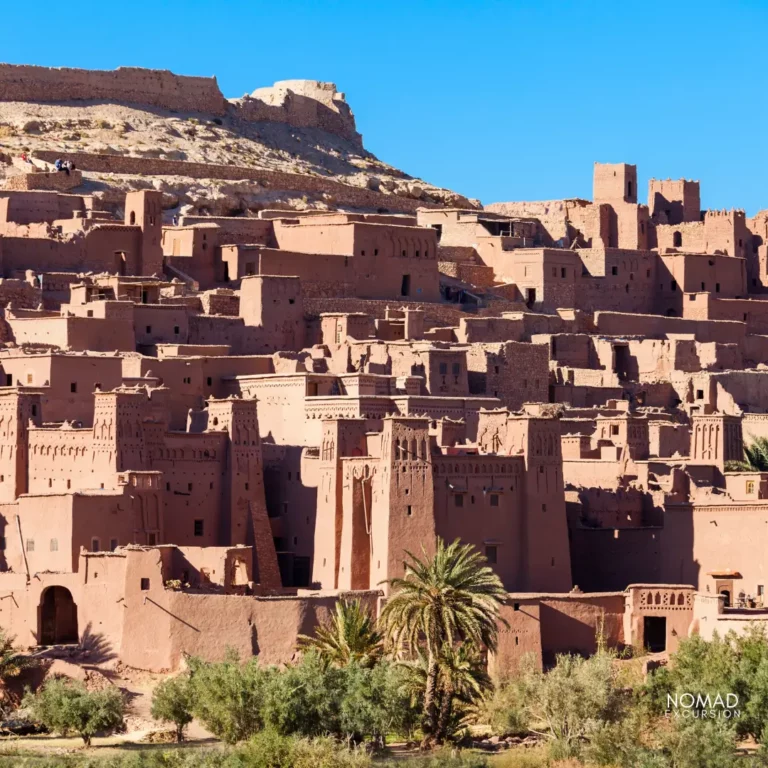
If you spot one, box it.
[696,389,704,400]
[611,266,618,276]
[671,280,677,291]
[91,538,100,552]
[194,519,204,537]
[110,538,118,552]
[406,505,413,516]
[283,502,289,516]
[513,602,520,611]
[485,545,497,564]
[188,483,193,492]
[146,326,152,334]
[611,424,619,436]
[4,374,11,387]
[452,362,460,375]
[26,374,33,385]
[716,283,721,293]
[26,539,35,552]
[454,494,464,508]
[207,377,213,386]
[174,326,180,335]
[759,585,765,597]
[140,578,150,591]
[166,482,170,491]
[490,494,499,507]
[747,480,755,494]
[561,267,566,278]
[70,382,77,393]
[148,533,157,545]
[31,404,37,417]
[50,538,58,552]
[701,282,706,291]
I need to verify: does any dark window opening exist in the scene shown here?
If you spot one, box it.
[194,519,204,537]
[70,382,77,393]
[485,545,497,564]
[140,578,150,591]
[400,274,411,297]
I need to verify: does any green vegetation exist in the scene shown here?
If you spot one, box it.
[150,675,194,742]
[725,435,768,471]
[297,598,383,668]
[380,538,507,746]
[22,679,124,746]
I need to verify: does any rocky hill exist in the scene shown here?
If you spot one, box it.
[0,64,477,218]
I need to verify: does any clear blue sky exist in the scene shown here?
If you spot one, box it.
[3,0,767,212]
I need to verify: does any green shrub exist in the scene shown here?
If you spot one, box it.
[473,678,528,737]
[150,674,194,742]
[22,678,124,746]
[518,651,626,759]
[186,652,269,744]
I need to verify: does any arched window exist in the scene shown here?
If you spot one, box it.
[673,231,682,248]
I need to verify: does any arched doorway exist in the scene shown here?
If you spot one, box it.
[719,589,731,608]
[39,586,78,645]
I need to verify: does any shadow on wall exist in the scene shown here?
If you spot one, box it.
[78,621,118,664]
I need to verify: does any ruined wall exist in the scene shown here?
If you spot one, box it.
[0,64,226,115]
[238,80,362,147]
[32,151,462,215]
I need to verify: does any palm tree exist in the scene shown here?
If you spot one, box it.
[725,436,768,472]
[297,598,383,668]
[0,630,34,715]
[434,643,491,743]
[380,537,507,747]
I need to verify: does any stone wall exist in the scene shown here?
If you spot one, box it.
[32,151,459,215]
[0,64,226,115]
[5,170,83,192]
